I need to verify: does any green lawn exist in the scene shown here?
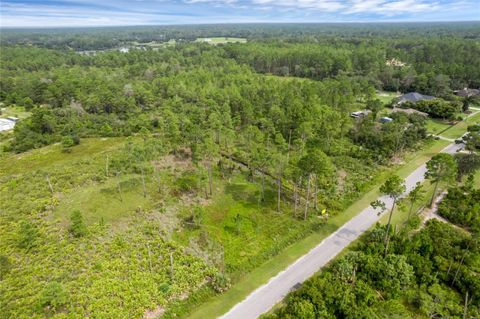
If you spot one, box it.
[426,118,452,135]
[186,139,450,319]
[195,37,247,44]
[0,105,31,119]
[441,112,480,139]
[474,169,480,188]
[376,91,400,104]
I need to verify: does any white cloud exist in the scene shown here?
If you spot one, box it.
[0,0,477,27]
[345,0,441,16]
[251,0,345,11]
[184,0,237,4]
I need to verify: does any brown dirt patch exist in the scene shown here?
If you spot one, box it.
[143,306,165,319]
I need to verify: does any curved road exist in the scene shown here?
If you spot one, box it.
[220,142,464,319]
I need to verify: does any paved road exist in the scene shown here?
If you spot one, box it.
[221,142,464,319]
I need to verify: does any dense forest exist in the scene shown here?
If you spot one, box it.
[1,23,479,318]
[2,22,480,50]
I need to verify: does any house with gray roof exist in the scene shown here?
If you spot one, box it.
[395,92,435,105]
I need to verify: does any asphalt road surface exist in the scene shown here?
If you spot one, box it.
[220,142,463,319]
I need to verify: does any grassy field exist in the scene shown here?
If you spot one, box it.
[441,112,480,139]
[474,169,480,188]
[0,105,31,119]
[376,91,400,104]
[53,173,154,224]
[425,118,452,135]
[186,138,450,319]
[0,137,126,176]
[195,37,247,44]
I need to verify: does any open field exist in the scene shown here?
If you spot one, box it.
[195,37,247,44]
[441,111,480,139]
[376,91,400,104]
[132,39,177,48]
[0,137,126,176]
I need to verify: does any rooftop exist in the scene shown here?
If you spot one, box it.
[397,92,435,103]
[0,118,17,132]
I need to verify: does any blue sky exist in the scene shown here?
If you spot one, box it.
[1,0,479,27]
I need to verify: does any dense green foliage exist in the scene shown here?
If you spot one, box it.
[406,99,461,119]
[438,182,480,233]
[268,208,480,318]
[224,37,480,94]
[350,112,427,161]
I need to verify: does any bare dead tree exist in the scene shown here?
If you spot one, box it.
[141,166,147,198]
[463,291,469,319]
[116,172,123,202]
[105,155,109,177]
[169,252,174,279]
[304,174,311,220]
[46,175,54,194]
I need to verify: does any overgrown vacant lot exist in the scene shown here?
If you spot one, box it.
[1,127,431,318]
[0,136,378,318]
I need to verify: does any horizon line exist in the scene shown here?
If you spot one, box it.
[2,20,480,30]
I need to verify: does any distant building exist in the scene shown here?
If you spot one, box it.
[350,110,371,119]
[385,58,406,67]
[395,92,435,105]
[0,117,17,132]
[379,117,393,123]
[455,88,480,97]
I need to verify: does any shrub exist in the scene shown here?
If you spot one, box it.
[62,134,80,150]
[69,210,87,237]
[159,283,170,294]
[38,281,68,312]
[211,272,231,293]
[0,255,12,280]
[175,170,201,194]
[467,124,480,132]
[414,99,460,119]
[17,220,39,250]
